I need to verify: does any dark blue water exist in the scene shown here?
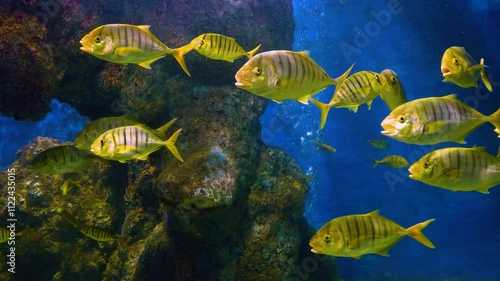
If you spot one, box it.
[2,1,500,280]
[260,0,500,280]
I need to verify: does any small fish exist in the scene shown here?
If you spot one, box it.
[310,70,386,129]
[373,155,408,168]
[409,146,500,194]
[31,145,97,175]
[90,124,183,163]
[75,116,176,150]
[379,69,407,111]
[235,50,351,105]
[0,228,10,243]
[368,139,390,150]
[309,210,435,259]
[316,142,336,153]
[441,46,492,91]
[79,24,191,76]
[80,198,109,209]
[381,94,500,145]
[80,225,117,242]
[183,33,261,62]
[60,179,82,196]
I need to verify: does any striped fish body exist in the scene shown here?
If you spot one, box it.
[368,139,390,150]
[235,50,339,104]
[329,71,386,112]
[309,210,435,259]
[189,33,260,62]
[90,125,183,163]
[0,228,10,243]
[80,24,190,75]
[379,69,407,111]
[441,46,492,91]
[381,94,500,145]
[373,155,408,168]
[75,116,142,150]
[409,146,500,194]
[80,226,116,242]
[31,145,95,175]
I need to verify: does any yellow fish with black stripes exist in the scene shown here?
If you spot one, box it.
[379,69,407,111]
[309,210,435,259]
[31,145,99,175]
[373,155,408,168]
[381,94,500,145]
[310,70,386,129]
[182,33,261,62]
[441,46,492,92]
[79,24,191,76]
[80,225,118,242]
[409,146,500,194]
[367,138,390,150]
[235,50,352,105]
[90,124,183,163]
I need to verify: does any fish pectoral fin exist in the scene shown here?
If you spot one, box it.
[422,120,450,134]
[138,57,165,69]
[116,47,143,57]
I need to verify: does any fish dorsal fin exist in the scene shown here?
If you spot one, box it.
[471,145,486,152]
[442,94,458,101]
[137,25,151,33]
[366,210,380,217]
[296,51,311,58]
[155,118,177,139]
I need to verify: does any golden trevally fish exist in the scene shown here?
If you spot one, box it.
[75,116,176,150]
[90,125,183,163]
[310,70,386,129]
[381,94,500,145]
[181,33,261,62]
[235,50,352,104]
[309,210,435,259]
[379,69,407,111]
[80,225,118,242]
[373,155,408,168]
[441,46,492,92]
[316,142,336,153]
[31,145,99,175]
[409,146,500,194]
[80,24,191,76]
[367,139,390,150]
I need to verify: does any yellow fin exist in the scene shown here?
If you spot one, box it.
[309,97,331,130]
[366,210,380,217]
[296,51,311,58]
[345,104,359,113]
[246,44,261,59]
[136,154,149,161]
[333,63,355,86]
[367,99,373,110]
[136,25,151,33]
[155,118,177,139]
[406,218,436,249]
[442,94,459,101]
[138,56,165,69]
[297,96,310,105]
[476,186,491,194]
[172,45,192,76]
[479,58,492,91]
[116,47,143,56]
[164,129,184,162]
[445,169,466,179]
[373,159,381,168]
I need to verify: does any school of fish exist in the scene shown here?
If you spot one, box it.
[27,24,498,258]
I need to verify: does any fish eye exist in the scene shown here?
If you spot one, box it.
[95,36,101,44]
[453,58,459,65]
[100,139,104,147]
[374,74,380,82]
[391,76,397,83]
[398,115,406,123]
[324,234,332,243]
[252,67,262,76]
[423,161,430,169]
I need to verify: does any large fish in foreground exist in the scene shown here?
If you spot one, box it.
[90,125,183,163]
[310,70,385,129]
[441,46,492,91]
[409,146,500,194]
[235,50,352,104]
[79,24,191,76]
[309,210,435,259]
[381,94,500,145]
[181,33,261,62]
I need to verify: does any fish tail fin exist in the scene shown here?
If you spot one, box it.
[373,159,380,168]
[480,58,492,92]
[155,118,177,139]
[246,44,261,59]
[163,129,184,162]
[172,44,193,77]
[333,63,355,86]
[488,108,500,137]
[309,97,331,130]
[117,235,127,248]
[406,218,436,249]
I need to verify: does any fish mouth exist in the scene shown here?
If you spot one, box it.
[310,248,318,254]
[380,130,393,136]
[441,66,453,77]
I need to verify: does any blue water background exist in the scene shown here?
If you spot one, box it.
[1,1,500,280]
[261,0,500,280]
